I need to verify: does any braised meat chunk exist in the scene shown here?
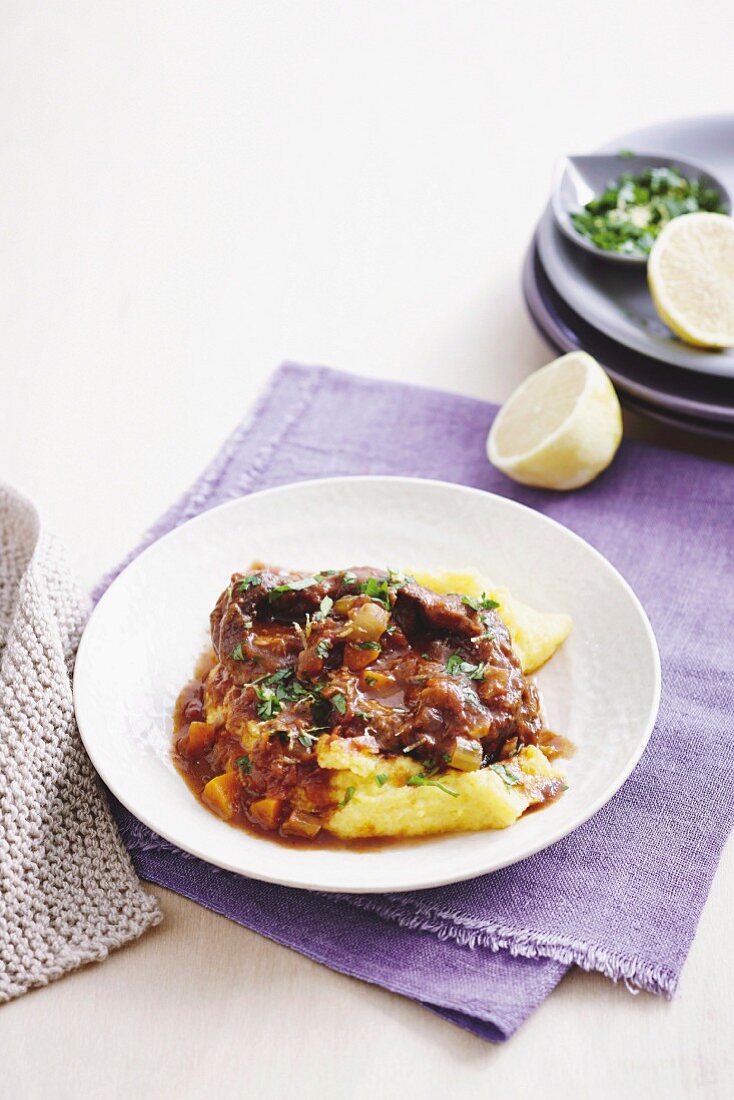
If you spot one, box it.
[208,565,543,767]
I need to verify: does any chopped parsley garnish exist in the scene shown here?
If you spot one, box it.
[268,575,318,602]
[311,595,334,623]
[237,574,261,592]
[461,593,500,612]
[446,653,488,680]
[231,643,246,662]
[407,774,459,798]
[235,754,252,774]
[265,668,294,685]
[331,692,347,715]
[387,569,413,588]
[359,576,391,608]
[247,667,320,720]
[357,640,380,651]
[342,570,357,585]
[315,638,331,660]
[364,674,378,686]
[297,724,329,749]
[465,661,488,681]
[375,774,389,787]
[253,685,283,720]
[490,763,520,787]
[570,165,727,257]
[339,786,355,808]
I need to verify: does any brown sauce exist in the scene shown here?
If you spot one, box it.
[173,660,408,850]
[536,730,576,760]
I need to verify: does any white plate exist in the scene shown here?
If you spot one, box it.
[74,477,661,893]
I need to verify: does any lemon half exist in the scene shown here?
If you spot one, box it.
[487,352,622,490]
[648,212,734,348]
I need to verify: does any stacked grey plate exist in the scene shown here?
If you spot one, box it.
[523,114,734,439]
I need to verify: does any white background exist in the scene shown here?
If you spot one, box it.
[2,2,733,1097]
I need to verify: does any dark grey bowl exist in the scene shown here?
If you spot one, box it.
[551,152,731,266]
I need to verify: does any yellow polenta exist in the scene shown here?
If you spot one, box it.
[321,738,561,838]
[411,570,572,674]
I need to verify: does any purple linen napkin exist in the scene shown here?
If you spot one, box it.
[100,364,734,1041]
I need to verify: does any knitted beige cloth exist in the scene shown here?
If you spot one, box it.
[0,486,161,1002]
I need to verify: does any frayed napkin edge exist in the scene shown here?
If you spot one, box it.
[118,809,675,999]
[338,894,677,998]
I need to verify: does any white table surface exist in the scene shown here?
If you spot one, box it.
[3,3,733,1097]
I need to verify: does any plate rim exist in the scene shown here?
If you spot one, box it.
[74,475,662,893]
[523,240,734,431]
[537,207,734,379]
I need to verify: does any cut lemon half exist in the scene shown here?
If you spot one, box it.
[648,212,734,348]
[487,352,622,490]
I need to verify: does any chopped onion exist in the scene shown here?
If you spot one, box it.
[343,641,380,672]
[449,736,483,772]
[347,601,390,642]
[333,594,359,615]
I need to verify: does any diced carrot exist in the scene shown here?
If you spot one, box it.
[360,670,396,694]
[202,773,240,820]
[343,642,380,672]
[249,797,283,831]
[182,721,218,758]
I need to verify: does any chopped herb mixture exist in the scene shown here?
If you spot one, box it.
[571,165,726,257]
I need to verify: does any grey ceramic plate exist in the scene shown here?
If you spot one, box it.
[537,115,734,378]
[522,241,734,436]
